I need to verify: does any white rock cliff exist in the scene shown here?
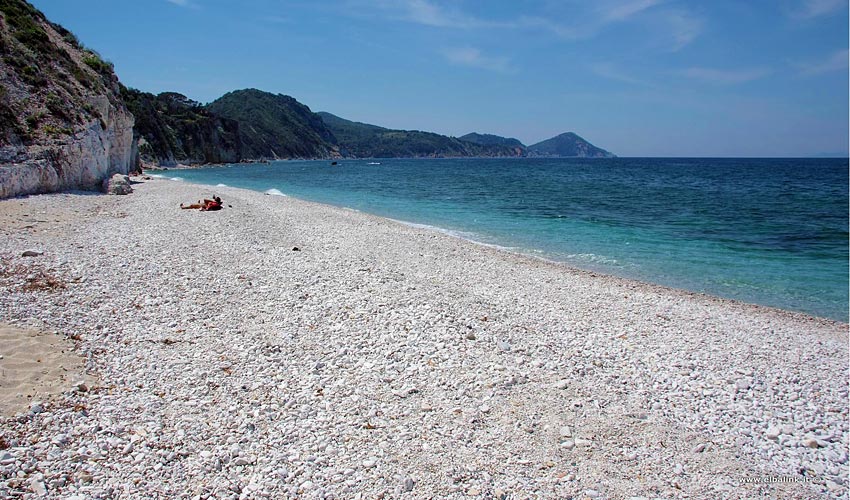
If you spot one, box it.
[0,103,135,199]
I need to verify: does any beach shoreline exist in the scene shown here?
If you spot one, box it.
[0,178,847,498]
[148,157,850,324]
[386,213,847,329]
[156,173,848,329]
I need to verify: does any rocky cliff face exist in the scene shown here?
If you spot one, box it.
[0,0,136,199]
[0,98,135,198]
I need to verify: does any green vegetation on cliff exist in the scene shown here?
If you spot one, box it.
[318,112,523,158]
[459,132,526,152]
[121,88,240,165]
[207,89,338,160]
[0,0,124,147]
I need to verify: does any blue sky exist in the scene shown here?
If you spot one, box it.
[31,0,848,156]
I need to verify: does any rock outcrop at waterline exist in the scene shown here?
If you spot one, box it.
[0,0,136,199]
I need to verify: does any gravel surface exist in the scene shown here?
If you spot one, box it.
[0,178,847,499]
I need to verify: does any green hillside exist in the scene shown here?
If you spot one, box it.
[121,89,240,165]
[0,0,125,147]
[207,89,339,159]
[318,112,522,158]
[459,132,526,152]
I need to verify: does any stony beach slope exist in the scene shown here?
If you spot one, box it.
[0,178,847,499]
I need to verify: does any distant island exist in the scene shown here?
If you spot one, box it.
[0,0,614,199]
[526,133,615,158]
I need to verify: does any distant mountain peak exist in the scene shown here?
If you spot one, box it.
[528,132,615,158]
[207,89,338,160]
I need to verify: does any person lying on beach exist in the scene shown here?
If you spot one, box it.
[180,196,223,211]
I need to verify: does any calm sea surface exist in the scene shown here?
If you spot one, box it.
[158,158,849,321]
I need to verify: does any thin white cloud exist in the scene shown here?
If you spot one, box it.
[664,10,702,51]
[404,0,465,27]
[789,0,846,19]
[369,0,493,28]
[796,49,849,75]
[591,62,656,87]
[166,0,201,8]
[444,47,511,73]
[600,0,664,22]
[524,1,700,50]
[353,0,701,49]
[515,16,584,39]
[519,0,666,40]
[679,67,771,85]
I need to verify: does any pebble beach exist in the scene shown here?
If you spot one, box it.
[0,177,847,499]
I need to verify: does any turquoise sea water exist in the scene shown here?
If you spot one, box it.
[158,158,849,322]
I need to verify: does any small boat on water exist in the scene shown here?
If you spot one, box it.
[330,161,338,166]
[367,162,381,165]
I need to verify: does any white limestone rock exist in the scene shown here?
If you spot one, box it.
[103,174,133,195]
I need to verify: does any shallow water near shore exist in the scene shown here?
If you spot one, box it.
[158,157,849,321]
